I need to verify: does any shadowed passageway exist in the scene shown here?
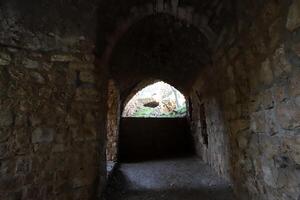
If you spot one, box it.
[105,158,234,200]
[0,1,299,199]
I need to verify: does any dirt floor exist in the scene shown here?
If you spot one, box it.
[104,157,235,200]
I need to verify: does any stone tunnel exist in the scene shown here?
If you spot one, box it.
[0,0,300,199]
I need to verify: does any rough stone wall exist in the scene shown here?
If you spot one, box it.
[0,1,109,199]
[190,96,231,181]
[106,80,120,162]
[0,46,106,199]
[190,1,300,199]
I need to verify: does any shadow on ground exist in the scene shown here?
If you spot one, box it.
[104,157,235,200]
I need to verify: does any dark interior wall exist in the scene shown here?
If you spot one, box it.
[190,1,300,199]
[0,1,108,199]
[0,0,99,52]
[119,118,194,162]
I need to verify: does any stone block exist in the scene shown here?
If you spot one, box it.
[230,119,249,135]
[261,157,281,188]
[273,86,288,103]
[250,111,266,133]
[51,54,79,62]
[16,157,31,175]
[15,113,27,126]
[287,0,300,31]
[72,167,97,188]
[262,90,274,110]
[260,58,273,86]
[284,137,300,165]
[75,87,100,102]
[0,160,13,176]
[269,18,283,50]
[32,127,55,143]
[261,1,281,25]
[0,143,9,159]
[66,114,78,125]
[295,95,300,107]
[69,62,95,70]
[23,58,39,69]
[0,53,11,66]
[73,126,97,141]
[276,101,300,130]
[223,88,237,106]
[29,115,42,127]
[228,46,239,60]
[271,46,292,78]
[265,110,279,136]
[83,54,95,63]
[0,109,13,127]
[15,128,30,154]
[30,72,45,84]
[237,132,249,149]
[79,71,95,83]
[289,70,300,97]
[52,144,65,153]
[0,128,11,143]
[292,42,300,57]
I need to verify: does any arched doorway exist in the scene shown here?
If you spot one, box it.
[119,81,194,162]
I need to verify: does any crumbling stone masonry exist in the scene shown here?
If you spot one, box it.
[190,1,300,199]
[106,80,120,162]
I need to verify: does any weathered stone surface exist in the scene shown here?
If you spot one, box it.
[72,126,97,141]
[23,58,39,69]
[237,133,249,149]
[292,42,300,57]
[0,53,11,65]
[271,46,292,78]
[262,90,274,110]
[52,144,65,152]
[289,71,300,97]
[260,59,273,86]
[223,88,237,106]
[32,127,55,143]
[0,109,13,126]
[72,169,96,188]
[284,137,300,165]
[75,87,100,101]
[31,72,45,84]
[79,71,95,83]
[250,111,266,133]
[273,86,288,103]
[15,157,31,175]
[286,0,300,31]
[29,115,42,127]
[0,143,9,159]
[51,55,79,62]
[0,128,11,142]
[268,18,283,50]
[69,62,95,70]
[295,95,300,107]
[276,101,300,130]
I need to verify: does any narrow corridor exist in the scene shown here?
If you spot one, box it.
[1,1,300,199]
[104,157,234,200]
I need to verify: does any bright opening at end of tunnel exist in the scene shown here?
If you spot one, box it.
[123,81,186,118]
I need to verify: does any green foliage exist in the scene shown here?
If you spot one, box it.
[161,105,187,117]
[132,107,155,117]
[132,105,187,118]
